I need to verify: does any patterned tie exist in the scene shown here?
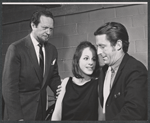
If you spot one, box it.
[38,43,44,74]
[103,66,112,113]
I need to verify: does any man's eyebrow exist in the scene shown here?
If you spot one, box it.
[97,44,104,46]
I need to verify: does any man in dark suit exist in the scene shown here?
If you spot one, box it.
[2,10,61,121]
[94,22,148,120]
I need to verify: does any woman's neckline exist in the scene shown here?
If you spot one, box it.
[72,77,91,86]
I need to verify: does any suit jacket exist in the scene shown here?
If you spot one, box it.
[2,35,61,121]
[99,53,148,120]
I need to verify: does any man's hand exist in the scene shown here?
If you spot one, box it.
[56,85,62,98]
[56,79,63,98]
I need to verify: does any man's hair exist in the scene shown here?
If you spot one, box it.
[72,41,100,79]
[30,10,54,27]
[94,22,129,53]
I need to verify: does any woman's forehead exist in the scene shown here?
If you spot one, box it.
[81,47,96,56]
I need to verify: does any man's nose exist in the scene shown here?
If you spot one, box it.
[46,29,51,34]
[97,48,102,55]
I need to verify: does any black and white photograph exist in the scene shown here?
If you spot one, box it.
[1,2,148,121]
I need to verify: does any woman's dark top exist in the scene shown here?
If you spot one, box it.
[62,77,98,121]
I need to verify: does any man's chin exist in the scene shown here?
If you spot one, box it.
[43,38,49,41]
[104,61,108,65]
[42,37,49,41]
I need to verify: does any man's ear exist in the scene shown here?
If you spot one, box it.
[31,22,36,30]
[115,40,122,51]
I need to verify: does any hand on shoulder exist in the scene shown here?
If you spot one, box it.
[56,77,70,97]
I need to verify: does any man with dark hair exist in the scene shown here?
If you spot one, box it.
[94,22,148,120]
[2,10,61,121]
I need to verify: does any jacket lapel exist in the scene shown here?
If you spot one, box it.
[110,53,130,91]
[100,54,130,107]
[25,35,43,82]
[42,43,53,88]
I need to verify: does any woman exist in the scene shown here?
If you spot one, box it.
[51,41,100,120]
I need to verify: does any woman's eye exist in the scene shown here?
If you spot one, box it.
[84,57,88,60]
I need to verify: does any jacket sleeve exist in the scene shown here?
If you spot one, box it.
[2,44,23,120]
[113,63,148,120]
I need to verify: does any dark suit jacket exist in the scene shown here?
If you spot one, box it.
[2,35,61,121]
[99,53,148,120]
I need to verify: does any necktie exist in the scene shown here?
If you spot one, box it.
[103,66,112,113]
[38,43,44,74]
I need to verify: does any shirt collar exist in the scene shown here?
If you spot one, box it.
[30,33,39,47]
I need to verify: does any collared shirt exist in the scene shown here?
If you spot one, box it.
[110,54,125,88]
[30,33,46,75]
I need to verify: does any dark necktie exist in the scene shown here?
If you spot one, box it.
[38,43,44,74]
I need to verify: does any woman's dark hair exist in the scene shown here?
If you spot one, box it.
[72,41,100,79]
[30,10,54,27]
[94,22,129,53]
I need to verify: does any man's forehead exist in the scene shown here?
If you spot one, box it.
[95,34,107,40]
[39,16,53,22]
[95,34,110,44]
